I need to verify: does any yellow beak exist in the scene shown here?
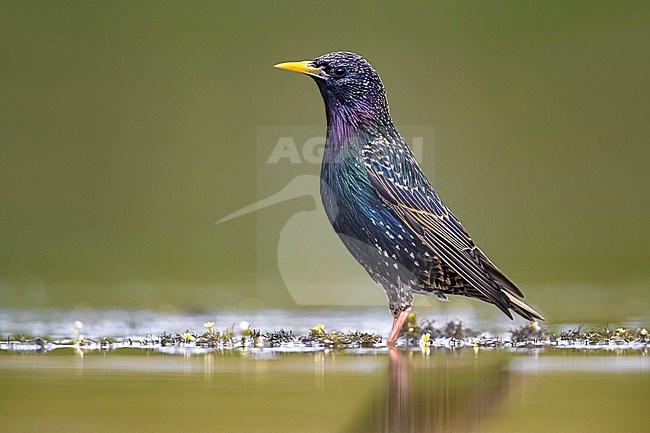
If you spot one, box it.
[274,60,325,79]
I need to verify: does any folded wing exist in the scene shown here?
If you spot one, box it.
[363,141,532,319]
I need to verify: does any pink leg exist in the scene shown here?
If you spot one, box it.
[386,307,411,347]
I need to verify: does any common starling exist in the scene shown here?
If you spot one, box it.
[275,52,543,346]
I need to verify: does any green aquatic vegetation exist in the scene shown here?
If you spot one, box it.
[405,314,478,344]
[442,320,478,340]
[510,322,547,343]
[400,313,421,341]
[263,328,295,345]
[1,318,647,352]
[301,328,380,347]
[549,325,649,346]
[250,328,262,347]
[6,333,37,342]
[155,326,238,347]
[260,325,381,348]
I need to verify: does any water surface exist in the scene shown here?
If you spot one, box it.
[1,345,647,433]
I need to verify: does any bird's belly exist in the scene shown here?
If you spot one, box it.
[320,182,420,288]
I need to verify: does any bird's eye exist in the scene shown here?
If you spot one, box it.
[332,67,347,78]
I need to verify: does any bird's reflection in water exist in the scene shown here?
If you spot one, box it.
[387,348,415,432]
[351,348,513,433]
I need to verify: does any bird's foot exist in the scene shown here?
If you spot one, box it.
[385,307,411,346]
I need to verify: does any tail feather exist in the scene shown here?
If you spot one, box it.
[473,247,525,298]
[503,292,545,321]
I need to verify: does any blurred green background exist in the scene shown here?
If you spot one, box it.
[1,1,648,320]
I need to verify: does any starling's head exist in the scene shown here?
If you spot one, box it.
[275,52,389,126]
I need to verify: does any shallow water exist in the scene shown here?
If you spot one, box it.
[0,310,648,433]
[0,348,647,433]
